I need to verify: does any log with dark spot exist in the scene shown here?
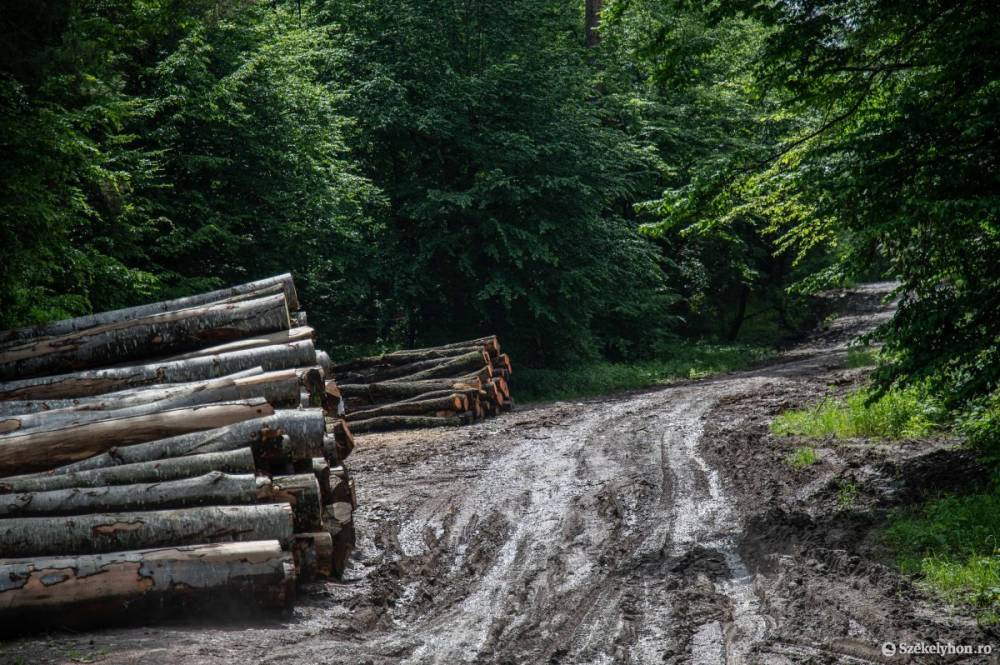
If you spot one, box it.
[0,472,266,517]
[0,399,274,475]
[0,503,295,557]
[0,293,291,380]
[0,340,317,401]
[0,448,257,494]
[267,474,323,532]
[0,541,296,632]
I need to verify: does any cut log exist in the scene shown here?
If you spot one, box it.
[0,472,266,517]
[0,503,296,557]
[495,353,512,375]
[0,372,300,435]
[328,419,354,462]
[291,532,334,582]
[0,398,273,475]
[338,379,480,403]
[323,502,355,577]
[339,349,489,384]
[267,474,323,532]
[0,448,256,494]
[434,335,500,356]
[0,293,291,380]
[345,394,466,421]
[332,345,484,374]
[0,273,298,348]
[0,541,296,631]
[162,326,313,362]
[347,414,464,433]
[315,350,332,375]
[311,458,333,505]
[41,409,325,475]
[292,311,308,327]
[0,340,317,401]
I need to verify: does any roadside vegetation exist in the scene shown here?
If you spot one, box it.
[770,387,942,440]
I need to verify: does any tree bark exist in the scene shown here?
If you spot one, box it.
[0,541,296,631]
[338,378,480,403]
[0,274,298,348]
[0,448,256,494]
[347,414,465,433]
[162,326,313,362]
[0,472,265,517]
[0,340,316,401]
[0,372,300,435]
[267,474,323,532]
[0,399,273,475]
[332,345,482,374]
[341,350,488,384]
[0,293,291,380]
[0,503,295,557]
[585,0,603,46]
[40,409,324,476]
[345,394,466,421]
[433,335,500,356]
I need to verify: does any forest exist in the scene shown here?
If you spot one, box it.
[3,0,998,440]
[1,0,1000,650]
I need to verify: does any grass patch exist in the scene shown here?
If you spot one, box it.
[885,492,1000,624]
[770,386,941,440]
[846,345,879,368]
[785,446,818,469]
[836,479,858,508]
[516,343,772,403]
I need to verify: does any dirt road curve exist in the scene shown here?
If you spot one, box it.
[3,283,997,664]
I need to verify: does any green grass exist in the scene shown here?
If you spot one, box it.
[770,386,941,440]
[516,343,773,403]
[846,345,879,368]
[785,446,818,469]
[836,479,858,508]
[885,492,1000,624]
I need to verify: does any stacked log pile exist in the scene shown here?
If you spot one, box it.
[333,335,513,433]
[0,274,357,632]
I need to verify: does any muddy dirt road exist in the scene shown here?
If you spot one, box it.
[4,284,997,664]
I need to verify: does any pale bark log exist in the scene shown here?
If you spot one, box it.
[339,350,489,384]
[40,409,324,475]
[0,273,298,348]
[345,394,465,421]
[0,340,316,401]
[433,335,500,356]
[267,474,323,532]
[338,379,480,402]
[0,472,265,517]
[162,326,312,362]
[291,311,308,327]
[0,294,291,380]
[0,399,273,475]
[0,503,296,557]
[332,345,482,373]
[0,448,256,494]
[0,373,299,435]
[347,414,465,433]
[0,541,296,629]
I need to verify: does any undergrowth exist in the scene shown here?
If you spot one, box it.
[885,492,1000,624]
[770,386,941,439]
[517,343,772,403]
[785,446,818,470]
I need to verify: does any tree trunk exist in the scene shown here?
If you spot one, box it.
[0,448,257,494]
[267,474,323,532]
[332,345,482,374]
[0,293,291,380]
[162,326,313,362]
[0,273,298,348]
[585,0,603,46]
[345,394,466,421]
[0,472,265,517]
[0,340,317,401]
[728,283,750,341]
[0,541,296,631]
[0,399,273,475]
[338,378,480,403]
[41,409,325,475]
[0,372,300,435]
[0,503,295,557]
[347,414,465,433]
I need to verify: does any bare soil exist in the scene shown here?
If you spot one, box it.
[3,283,998,664]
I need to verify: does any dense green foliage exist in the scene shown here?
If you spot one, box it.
[886,493,1000,623]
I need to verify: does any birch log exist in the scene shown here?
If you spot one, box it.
[0,448,257,494]
[0,472,266,517]
[345,394,466,421]
[163,326,313,362]
[338,379,480,402]
[0,273,298,348]
[268,474,323,532]
[0,340,316,401]
[0,541,296,630]
[0,294,291,380]
[39,409,325,475]
[0,399,273,475]
[0,503,295,557]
